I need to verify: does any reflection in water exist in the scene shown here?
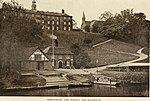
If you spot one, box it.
[0,85,149,97]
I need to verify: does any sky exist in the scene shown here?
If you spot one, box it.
[1,0,150,27]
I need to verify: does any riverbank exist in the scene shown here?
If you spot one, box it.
[0,70,94,90]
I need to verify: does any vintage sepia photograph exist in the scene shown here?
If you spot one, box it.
[0,0,149,99]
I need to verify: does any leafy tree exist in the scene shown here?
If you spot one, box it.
[74,51,91,68]
[72,19,78,29]
[70,44,91,69]
[99,9,149,46]
[84,24,90,32]
[99,11,113,21]
[0,1,42,86]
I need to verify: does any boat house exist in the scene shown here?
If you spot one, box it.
[20,47,74,71]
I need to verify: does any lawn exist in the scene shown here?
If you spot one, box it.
[42,30,142,67]
[85,47,138,67]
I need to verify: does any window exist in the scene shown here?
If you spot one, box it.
[64,17,66,20]
[57,27,59,30]
[64,27,66,30]
[52,16,54,19]
[57,17,59,20]
[48,20,50,24]
[42,20,44,24]
[52,26,55,30]
[48,16,50,19]
[68,22,71,25]
[64,22,66,25]
[48,27,50,30]
[57,21,59,25]
[35,54,41,61]
[52,21,54,25]
[66,61,70,66]
[68,27,71,31]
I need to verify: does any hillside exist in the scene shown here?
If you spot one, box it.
[42,30,142,68]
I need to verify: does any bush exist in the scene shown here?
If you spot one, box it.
[11,75,46,87]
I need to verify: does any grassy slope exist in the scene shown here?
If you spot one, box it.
[43,30,141,67]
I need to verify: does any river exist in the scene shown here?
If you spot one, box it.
[0,84,148,97]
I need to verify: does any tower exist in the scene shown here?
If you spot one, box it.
[31,0,37,11]
[81,11,86,31]
[82,11,86,24]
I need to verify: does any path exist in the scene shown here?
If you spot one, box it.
[87,47,148,73]
[92,39,112,48]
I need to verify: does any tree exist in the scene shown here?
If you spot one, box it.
[99,11,113,21]
[70,44,91,69]
[74,51,91,68]
[83,24,90,32]
[99,9,149,46]
[72,19,78,29]
[0,1,43,86]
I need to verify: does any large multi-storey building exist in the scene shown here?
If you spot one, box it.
[30,0,73,31]
[1,0,73,31]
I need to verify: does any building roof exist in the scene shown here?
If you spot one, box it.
[23,9,72,17]
[20,46,38,61]
[107,63,150,67]
[82,11,85,19]
[43,46,73,55]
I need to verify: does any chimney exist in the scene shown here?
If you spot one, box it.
[62,9,65,13]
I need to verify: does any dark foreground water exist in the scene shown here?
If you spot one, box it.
[0,84,149,97]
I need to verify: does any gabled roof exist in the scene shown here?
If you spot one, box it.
[21,46,49,61]
[43,46,73,55]
[21,46,38,61]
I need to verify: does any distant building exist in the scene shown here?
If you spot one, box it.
[81,12,103,33]
[21,47,74,71]
[1,0,73,31]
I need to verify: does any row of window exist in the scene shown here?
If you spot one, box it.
[20,13,71,20]
[52,60,72,67]
[41,15,71,20]
[41,20,71,25]
[30,54,48,61]
[42,26,71,31]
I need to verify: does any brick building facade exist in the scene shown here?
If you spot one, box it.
[1,0,73,31]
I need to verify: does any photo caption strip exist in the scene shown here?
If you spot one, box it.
[47,99,101,101]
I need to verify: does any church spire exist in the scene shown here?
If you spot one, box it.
[31,0,37,11]
[82,11,86,23]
